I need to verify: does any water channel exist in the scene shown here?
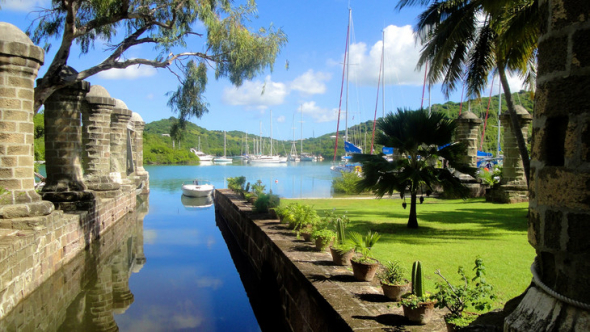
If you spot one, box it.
[0,162,336,331]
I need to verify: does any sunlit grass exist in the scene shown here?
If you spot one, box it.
[282,197,533,309]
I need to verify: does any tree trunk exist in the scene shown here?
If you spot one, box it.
[497,66,530,187]
[407,192,418,228]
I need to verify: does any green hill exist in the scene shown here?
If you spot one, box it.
[143,91,534,164]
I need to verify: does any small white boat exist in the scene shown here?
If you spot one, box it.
[182,180,214,197]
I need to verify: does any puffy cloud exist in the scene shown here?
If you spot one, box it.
[97,65,157,80]
[300,101,338,123]
[345,25,424,87]
[2,0,48,11]
[222,76,288,109]
[277,115,286,123]
[290,70,331,96]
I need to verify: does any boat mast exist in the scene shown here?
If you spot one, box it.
[300,107,303,155]
[333,8,351,162]
[223,131,226,157]
[345,8,351,146]
[270,110,273,156]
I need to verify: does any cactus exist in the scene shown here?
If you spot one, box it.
[335,218,346,244]
[245,182,250,192]
[411,261,425,298]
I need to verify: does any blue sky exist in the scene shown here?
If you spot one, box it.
[0,0,522,140]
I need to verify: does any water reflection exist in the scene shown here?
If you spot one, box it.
[181,194,213,210]
[0,195,148,332]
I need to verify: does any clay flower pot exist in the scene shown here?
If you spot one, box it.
[351,259,379,281]
[314,237,333,251]
[381,283,412,302]
[402,300,436,325]
[301,231,312,242]
[330,247,354,266]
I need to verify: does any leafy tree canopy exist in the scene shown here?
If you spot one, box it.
[26,0,287,122]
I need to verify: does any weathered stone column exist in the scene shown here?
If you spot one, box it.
[0,23,54,218]
[455,111,482,168]
[82,85,120,192]
[110,100,132,185]
[131,112,149,194]
[504,0,590,330]
[489,106,532,203]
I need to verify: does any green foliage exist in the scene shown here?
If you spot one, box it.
[478,167,502,188]
[311,229,336,242]
[332,171,363,194]
[251,180,266,196]
[33,111,45,161]
[349,231,381,263]
[253,192,280,213]
[143,132,199,165]
[433,257,495,325]
[287,203,321,235]
[227,176,246,192]
[378,261,408,286]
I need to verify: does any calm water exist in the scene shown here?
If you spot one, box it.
[4,162,336,331]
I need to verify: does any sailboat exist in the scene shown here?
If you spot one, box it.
[249,110,287,164]
[213,131,232,163]
[331,9,363,176]
[299,108,317,162]
[189,136,214,162]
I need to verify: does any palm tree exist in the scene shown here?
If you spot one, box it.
[397,0,538,187]
[352,109,476,229]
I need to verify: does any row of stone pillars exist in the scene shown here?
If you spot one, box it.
[455,106,532,202]
[0,22,148,218]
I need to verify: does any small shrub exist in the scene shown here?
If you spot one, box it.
[332,172,362,194]
[254,192,280,213]
[227,176,246,191]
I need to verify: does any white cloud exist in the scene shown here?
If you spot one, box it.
[146,93,154,100]
[2,0,48,11]
[300,101,338,123]
[277,115,286,123]
[290,70,331,96]
[97,65,157,80]
[222,76,288,109]
[343,25,424,87]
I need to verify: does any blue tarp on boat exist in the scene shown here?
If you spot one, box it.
[344,141,362,154]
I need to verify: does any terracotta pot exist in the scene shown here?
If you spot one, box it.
[301,232,312,242]
[381,283,412,301]
[351,259,379,281]
[402,301,436,325]
[314,237,333,251]
[330,247,354,266]
[445,321,457,332]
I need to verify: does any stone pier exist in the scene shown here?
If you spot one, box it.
[131,112,149,194]
[110,100,132,185]
[454,111,485,197]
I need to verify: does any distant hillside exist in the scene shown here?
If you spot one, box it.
[143,91,534,164]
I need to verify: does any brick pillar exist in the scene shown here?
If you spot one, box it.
[505,0,590,330]
[41,69,95,207]
[131,112,149,194]
[0,22,54,218]
[455,111,482,168]
[82,85,120,191]
[110,100,132,185]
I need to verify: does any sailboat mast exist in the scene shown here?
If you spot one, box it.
[300,108,303,155]
[270,110,273,156]
[223,131,226,157]
[345,8,351,145]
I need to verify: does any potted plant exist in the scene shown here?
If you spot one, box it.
[330,213,355,265]
[311,228,336,251]
[288,204,320,240]
[433,257,495,331]
[378,260,411,301]
[349,231,381,281]
[400,261,437,325]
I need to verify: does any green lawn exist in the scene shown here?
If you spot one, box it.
[282,197,534,309]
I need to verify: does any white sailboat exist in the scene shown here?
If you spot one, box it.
[249,110,287,164]
[213,131,232,163]
[190,136,214,162]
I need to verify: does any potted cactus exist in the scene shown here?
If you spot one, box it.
[378,260,411,301]
[329,212,355,265]
[349,231,381,281]
[400,261,437,325]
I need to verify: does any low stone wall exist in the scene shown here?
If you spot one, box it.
[0,185,136,319]
[214,189,448,332]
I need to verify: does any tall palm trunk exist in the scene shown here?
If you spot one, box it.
[497,65,530,187]
[408,192,419,228]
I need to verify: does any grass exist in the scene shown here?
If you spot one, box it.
[282,197,534,309]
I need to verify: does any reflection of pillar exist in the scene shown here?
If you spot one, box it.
[505,0,590,330]
[85,267,118,332]
[82,85,120,191]
[110,100,132,185]
[455,111,482,169]
[134,195,148,270]
[0,23,54,218]
[131,112,150,194]
[111,246,134,314]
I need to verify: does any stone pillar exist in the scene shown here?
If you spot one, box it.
[131,112,149,194]
[82,85,120,192]
[455,111,482,169]
[109,100,132,185]
[489,106,532,203]
[0,23,54,218]
[504,0,590,330]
